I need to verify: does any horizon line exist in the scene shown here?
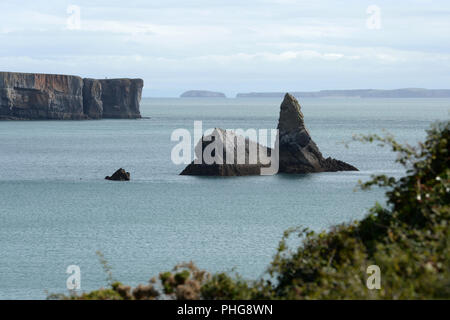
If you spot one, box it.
[142,87,450,98]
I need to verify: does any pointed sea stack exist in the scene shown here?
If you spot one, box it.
[277,93,357,173]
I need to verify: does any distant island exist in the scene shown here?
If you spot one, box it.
[236,88,450,98]
[180,90,226,98]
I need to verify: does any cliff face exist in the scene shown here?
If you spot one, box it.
[0,72,143,120]
[0,72,84,120]
[100,79,143,119]
[82,78,103,119]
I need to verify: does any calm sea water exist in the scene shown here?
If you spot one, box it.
[0,97,448,299]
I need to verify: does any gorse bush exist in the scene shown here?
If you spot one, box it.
[50,121,449,300]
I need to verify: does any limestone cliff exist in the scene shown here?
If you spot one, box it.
[99,79,143,119]
[82,78,103,119]
[0,72,84,120]
[0,72,143,120]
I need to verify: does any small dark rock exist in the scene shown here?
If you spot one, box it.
[105,168,130,181]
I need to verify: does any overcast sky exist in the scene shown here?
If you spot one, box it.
[1,0,449,96]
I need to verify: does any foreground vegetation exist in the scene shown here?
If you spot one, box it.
[51,121,449,299]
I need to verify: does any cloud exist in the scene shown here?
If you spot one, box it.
[0,0,450,95]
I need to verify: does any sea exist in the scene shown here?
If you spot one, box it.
[0,97,448,299]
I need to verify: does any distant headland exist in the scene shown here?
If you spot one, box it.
[236,88,450,98]
[0,71,143,120]
[180,90,226,98]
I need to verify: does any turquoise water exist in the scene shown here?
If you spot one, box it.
[0,98,448,299]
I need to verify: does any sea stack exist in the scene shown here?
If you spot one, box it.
[277,93,357,173]
[179,93,357,176]
[180,128,271,176]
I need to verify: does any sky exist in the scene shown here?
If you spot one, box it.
[0,0,449,97]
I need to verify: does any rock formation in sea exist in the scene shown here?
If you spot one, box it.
[179,93,357,176]
[0,72,143,120]
[180,90,226,98]
[105,168,131,181]
[277,93,357,173]
[180,128,272,176]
